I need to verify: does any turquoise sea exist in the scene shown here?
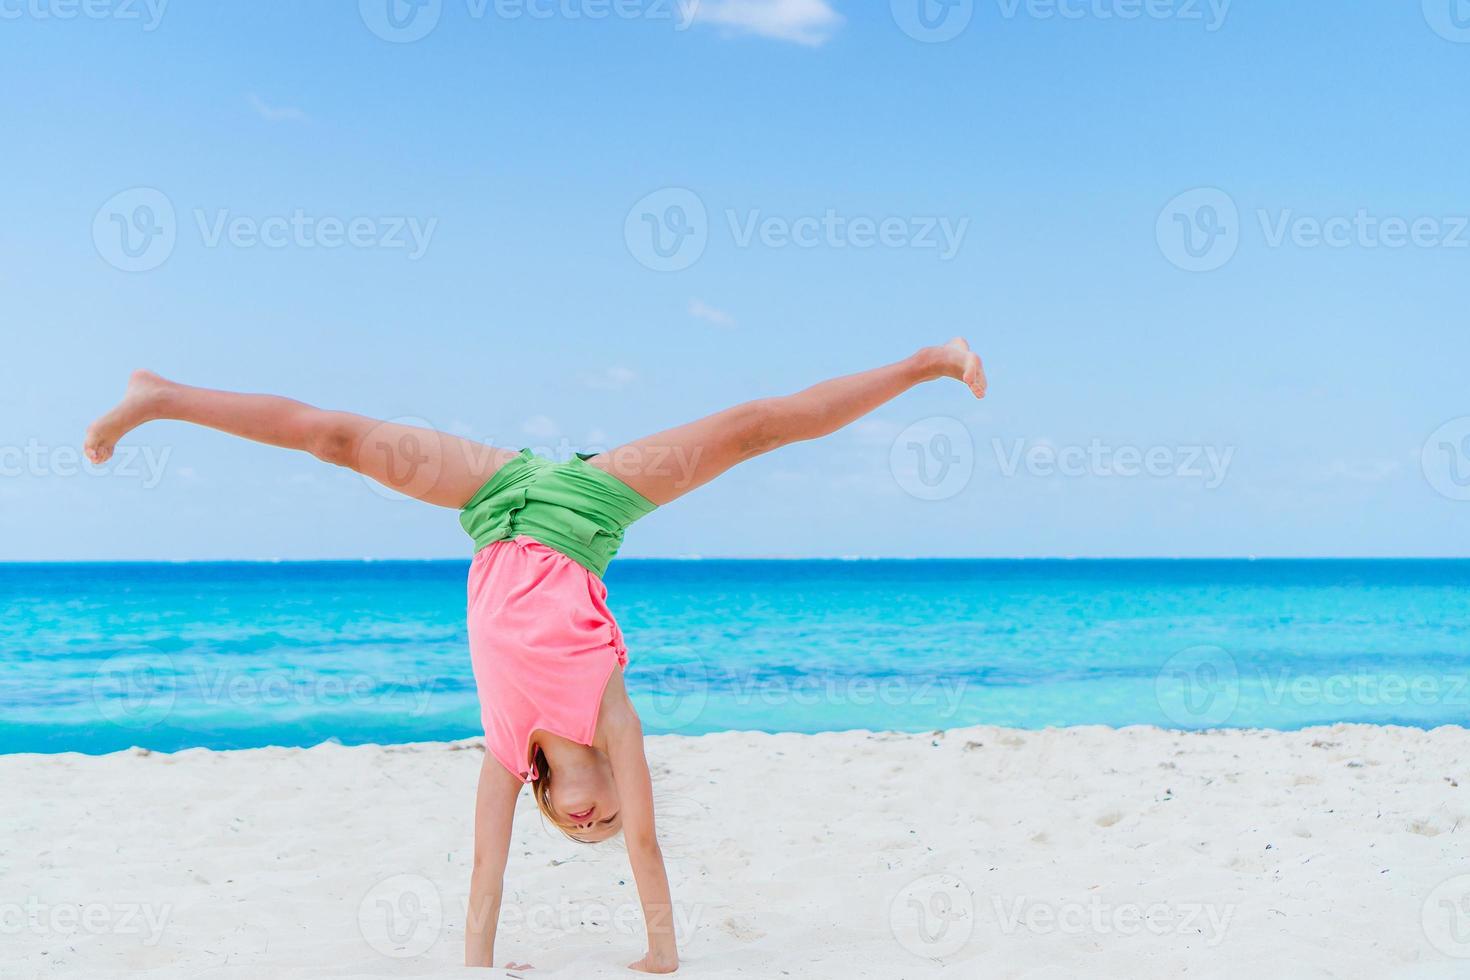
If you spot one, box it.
[2,560,1467,755]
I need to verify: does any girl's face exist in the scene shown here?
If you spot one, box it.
[549,748,622,842]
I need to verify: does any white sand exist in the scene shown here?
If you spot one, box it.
[4,724,1468,980]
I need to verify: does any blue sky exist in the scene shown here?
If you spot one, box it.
[2,0,1468,560]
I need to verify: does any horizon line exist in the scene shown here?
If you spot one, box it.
[2,555,1468,565]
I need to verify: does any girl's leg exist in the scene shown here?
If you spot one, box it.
[588,338,985,506]
[84,370,516,508]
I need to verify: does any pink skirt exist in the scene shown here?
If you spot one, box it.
[466,535,628,782]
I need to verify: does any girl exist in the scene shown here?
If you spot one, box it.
[83,339,987,972]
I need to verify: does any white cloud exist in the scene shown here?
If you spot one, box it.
[521,415,560,439]
[1311,458,1403,484]
[584,365,637,391]
[688,298,736,327]
[689,0,843,46]
[248,93,308,123]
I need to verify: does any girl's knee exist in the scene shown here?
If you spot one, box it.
[308,414,361,467]
[732,398,797,457]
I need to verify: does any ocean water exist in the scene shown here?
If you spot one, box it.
[1,560,1467,755]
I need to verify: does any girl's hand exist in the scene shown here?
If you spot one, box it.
[628,951,678,974]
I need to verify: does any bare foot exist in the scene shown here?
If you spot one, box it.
[84,370,171,464]
[628,951,678,974]
[926,337,987,398]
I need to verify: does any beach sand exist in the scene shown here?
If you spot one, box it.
[4,724,1468,979]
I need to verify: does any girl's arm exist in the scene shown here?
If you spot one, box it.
[604,698,679,974]
[465,752,523,968]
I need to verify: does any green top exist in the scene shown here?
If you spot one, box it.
[459,449,657,578]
